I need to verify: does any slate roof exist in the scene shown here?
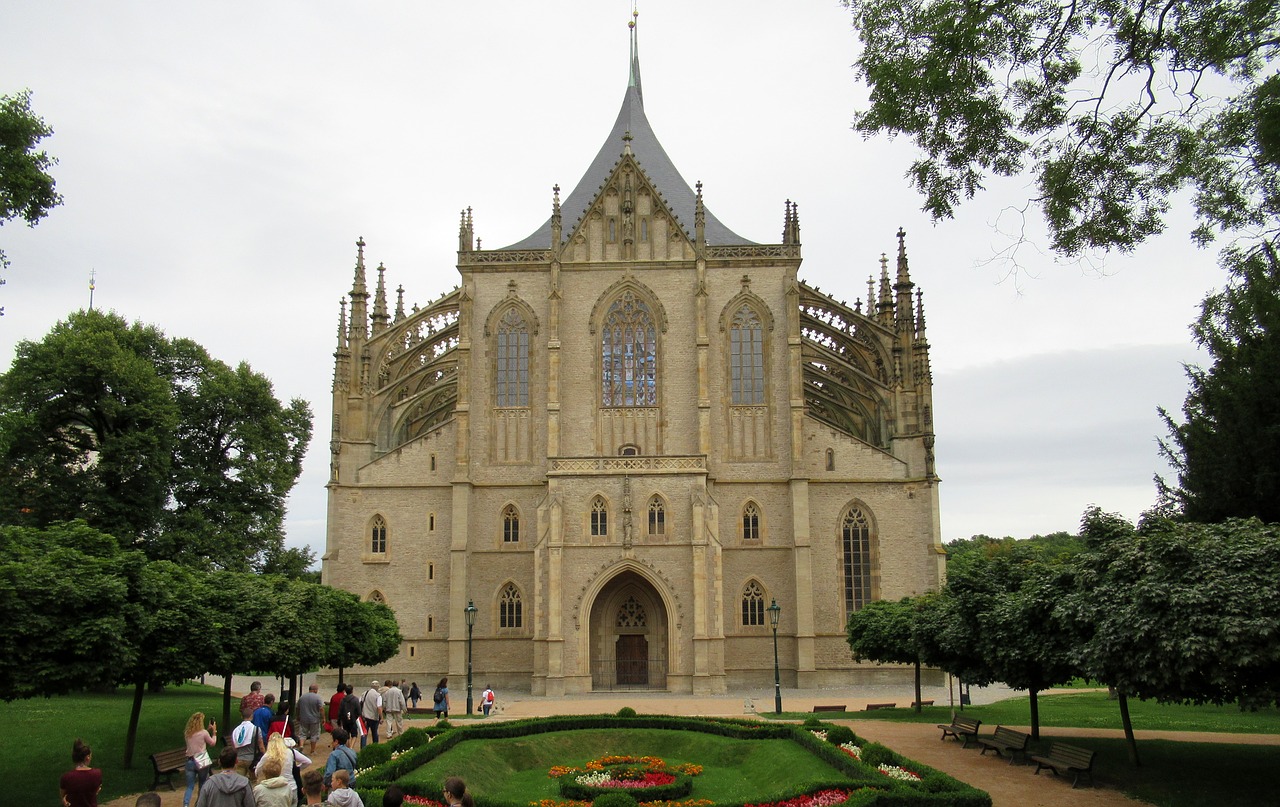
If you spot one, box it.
[501,21,753,250]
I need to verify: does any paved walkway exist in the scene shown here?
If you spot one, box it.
[104,683,1279,807]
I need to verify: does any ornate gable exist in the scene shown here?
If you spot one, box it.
[561,150,696,263]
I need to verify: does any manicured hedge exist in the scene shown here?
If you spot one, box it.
[353,713,991,807]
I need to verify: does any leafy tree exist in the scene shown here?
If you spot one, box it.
[1159,244,1280,523]
[0,522,139,700]
[846,596,936,711]
[1062,506,1280,762]
[0,309,312,571]
[842,0,1280,263]
[1,89,62,308]
[927,542,1080,738]
[323,586,402,678]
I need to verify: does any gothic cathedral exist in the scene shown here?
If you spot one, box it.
[322,19,944,695]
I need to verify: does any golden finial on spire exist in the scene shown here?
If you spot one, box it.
[630,2,638,28]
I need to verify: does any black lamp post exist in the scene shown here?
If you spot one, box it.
[464,599,477,715]
[768,598,782,715]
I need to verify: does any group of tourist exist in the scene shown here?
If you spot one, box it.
[61,677,477,807]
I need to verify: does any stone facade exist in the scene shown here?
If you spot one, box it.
[321,21,944,695]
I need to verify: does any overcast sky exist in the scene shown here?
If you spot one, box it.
[2,1,1226,558]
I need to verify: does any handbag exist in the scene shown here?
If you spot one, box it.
[193,748,212,769]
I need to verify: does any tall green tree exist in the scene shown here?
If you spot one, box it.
[0,309,312,571]
[1159,244,1280,523]
[846,596,937,711]
[842,0,1280,262]
[1,89,62,309]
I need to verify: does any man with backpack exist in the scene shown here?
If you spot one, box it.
[480,685,495,717]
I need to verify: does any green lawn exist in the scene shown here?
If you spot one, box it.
[0,683,224,805]
[400,728,850,803]
[791,690,1280,734]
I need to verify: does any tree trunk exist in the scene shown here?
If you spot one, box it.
[222,673,234,743]
[913,659,923,713]
[1119,691,1140,766]
[123,679,145,768]
[1028,688,1040,741]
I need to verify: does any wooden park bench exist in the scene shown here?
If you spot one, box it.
[864,702,896,711]
[909,699,935,708]
[936,715,982,747]
[812,704,847,713]
[977,725,1030,764]
[149,747,187,791]
[1031,742,1096,788]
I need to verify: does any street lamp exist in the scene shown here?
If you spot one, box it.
[768,599,782,715]
[464,599,478,715]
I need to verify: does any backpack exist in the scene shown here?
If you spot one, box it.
[434,686,445,704]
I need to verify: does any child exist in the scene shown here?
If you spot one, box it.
[327,769,364,807]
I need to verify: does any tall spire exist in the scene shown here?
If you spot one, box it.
[372,262,390,334]
[348,237,369,343]
[628,6,643,102]
[894,228,915,336]
[395,284,405,321]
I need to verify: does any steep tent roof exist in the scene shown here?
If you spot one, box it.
[502,16,753,250]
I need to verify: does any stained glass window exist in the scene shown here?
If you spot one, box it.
[601,292,657,407]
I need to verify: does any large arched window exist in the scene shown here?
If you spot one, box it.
[370,515,388,554]
[499,583,523,628]
[648,496,666,536]
[742,502,761,541]
[591,496,609,537]
[601,291,657,407]
[741,580,766,626]
[729,304,765,404]
[495,308,529,407]
[502,504,520,543]
[842,507,873,614]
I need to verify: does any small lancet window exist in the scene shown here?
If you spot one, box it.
[648,496,665,536]
[591,496,609,536]
[742,580,766,626]
[500,583,523,628]
[742,503,760,541]
[370,515,388,553]
[503,505,520,543]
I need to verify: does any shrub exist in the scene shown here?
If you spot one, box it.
[802,716,822,728]
[357,742,393,768]
[825,725,855,746]
[389,727,431,752]
[594,792,639,807]
[857,742,897,769]
[436,719,453,730]
[617,706,637,717]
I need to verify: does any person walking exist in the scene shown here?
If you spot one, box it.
[182,712,217,807]
[323,729,358,789]
[296,683,325,754]
[60,739,102,807]
[408,682,421,709]
[195,746,254,807]
[381,678,406,738]
[432,678,450,719]
[480,685,495,717]
[360,679,383,746]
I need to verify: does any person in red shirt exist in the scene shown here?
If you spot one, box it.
[327,682,346,731]
[60,739,102,807]
[239,680,265,717]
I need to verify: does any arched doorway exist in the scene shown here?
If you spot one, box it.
[588,570,669,690]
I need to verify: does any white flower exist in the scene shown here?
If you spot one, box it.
[840,742,861,759]
[876,763,921,781]
[809,730,828,741]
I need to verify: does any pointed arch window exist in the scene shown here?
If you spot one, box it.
[742,503,760,541]
[591,496,609,537]
[730,305,765,405]
[648,496,665,536]
[742,580,766,626]
[842,507,873,614]
[601,291,657,407]
[499,583,523,628]
[495,308,529,407]
[370,515,388,554]
[502,504,520,543]
[617,596,647,627]
[368,590,386,604]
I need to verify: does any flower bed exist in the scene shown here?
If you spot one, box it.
[553,755,696,802]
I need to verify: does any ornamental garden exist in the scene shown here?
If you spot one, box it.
[350,710,991,807]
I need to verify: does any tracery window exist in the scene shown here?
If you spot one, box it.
[368,590,386,604]
[729,305,765,405]
[617,596,647,627]
[499,583,523,628]
[495,308,529,407]
[742,503,760,541]
[502,504,520,543]
[591,496,609,536]
[601,291,657,407]
[648,496,665,536]
[842,507,873,614]
[370,515,387,554]
[742,580,765,626]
